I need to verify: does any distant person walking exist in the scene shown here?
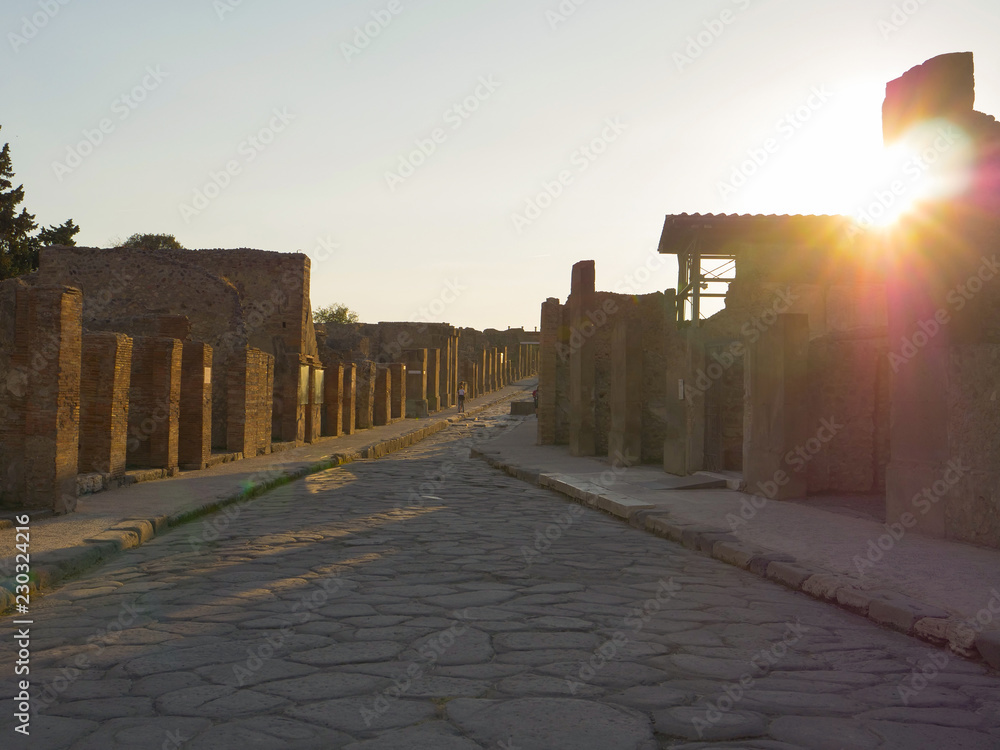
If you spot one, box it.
[458,385,466,413]
[532,388,538,413]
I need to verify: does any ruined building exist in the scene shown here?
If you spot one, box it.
[0,246,538,514]
[538,51,1000,550]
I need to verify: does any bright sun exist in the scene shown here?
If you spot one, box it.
[733,78,975,225]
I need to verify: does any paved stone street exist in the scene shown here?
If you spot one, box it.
[3,403,1000,749]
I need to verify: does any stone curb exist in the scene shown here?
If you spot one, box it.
[474,451,1000,670]
[0,388,525,614]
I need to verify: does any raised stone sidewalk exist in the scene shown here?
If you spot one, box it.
[472,419,1000,671]
[0,381,534,612]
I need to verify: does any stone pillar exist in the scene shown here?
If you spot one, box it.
[342,364,356,434]
[439,339,452,409]
[323,363,343,437]
[305,364,323,443]
[569,261,597,456]
[451,332,460,406]
[538,298,561,445]
[608,317,642,465]
[743,314,810,500]
[0,285,83,513]
[179,341,213,469]
[128,336,182,472]
[227,348,273,457]
[426,348,440,412]
[79,331,132,478]
[389,362,406,420]
[374,365,391,426]
[405,349,428,417]
[356,361,376,429]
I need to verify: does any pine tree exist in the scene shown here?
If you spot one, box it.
[0,135,39,280]
[0,125,81,280]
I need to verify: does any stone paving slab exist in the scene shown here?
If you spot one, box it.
[0,382,534,610]
[473,418,1000,669]
[2,405,1000,748]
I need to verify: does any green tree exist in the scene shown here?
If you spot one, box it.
[115,233,185,251]
[0,125,81,280]
[0,139,38,279]
[38,218,81,247]
[313,303,360,324]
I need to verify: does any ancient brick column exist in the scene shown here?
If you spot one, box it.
[569,261,597,456]
[342,364,356,434]
[374,365,391,426]
[179,341,213,469]
[743,314,810,500]
[323,363,343,436]
[439,339,452,409]
[355,361,377,430]
[1,285,83,513]
[79,332,132,478]
[389,362,406,420]
[426,348,440,412]
[609,317,642,466]
[305,364,324,443]
[128,336,182,472]
[538,298,561,445]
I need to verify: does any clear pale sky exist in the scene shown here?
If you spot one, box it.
[3,0,999,329]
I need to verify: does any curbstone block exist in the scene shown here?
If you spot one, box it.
[712,540,755,568]
[801,574,846,602]
[868,592,952,634]
[974,630,1000,670]
[766,561,813,590]
[913,617,952,645]
[84,529,141,551]
[112,519,155,545]
[836,587,876,616]
[747,552,795,577]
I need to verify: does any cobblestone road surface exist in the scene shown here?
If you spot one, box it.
[3,405,1000,749]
